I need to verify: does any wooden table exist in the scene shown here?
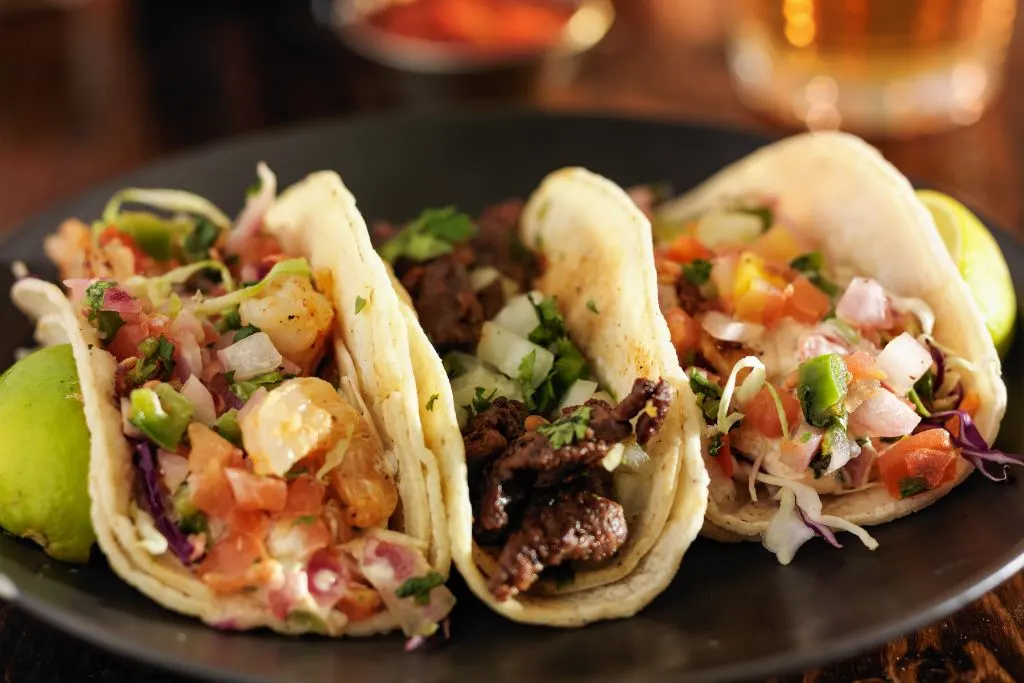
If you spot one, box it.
[1,1,1023,681]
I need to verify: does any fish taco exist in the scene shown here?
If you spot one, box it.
[12,165,453,641]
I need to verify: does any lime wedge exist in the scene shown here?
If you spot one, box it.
[916,190,1017,356]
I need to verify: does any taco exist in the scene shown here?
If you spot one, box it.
[347,168,708,625]
[11,165,453,640]
[638,131,1016,563]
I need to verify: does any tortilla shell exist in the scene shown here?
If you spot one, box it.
[10,173,451,636]
[388,167,708,624]
[658,131,1006,536]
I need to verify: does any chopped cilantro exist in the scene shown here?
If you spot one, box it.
[789,251,839,296]
[213,409,242,446]
[233,324,260,343]
[682,259,713,286]
[898,476,928,499]
[906,386,932,417]
[809,451,831,478]
[708,432,725,457]
[395,571,445,606]
[84,280,126,341]
[182,217,220,263]
[537,406,592,449]
[586,299,599,314]
[462,387,497,419]
[800,431,813,443]
[355,295,367,314]
[426,393,439,411]
[688,369,722,424]
[285,467,309,480]
[378,207,476,264]
[517,349,538,388]
[293,515,317,527]
[527,296,567,347]
[125,335,176,389]
[520,295,591,414]
[738,205,773,232]
[216,307,242,333]
[245,178,262,198]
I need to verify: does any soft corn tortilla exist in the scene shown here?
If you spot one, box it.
[368,168,708,624]
[657,131,1006,537]
[10,174,451,636]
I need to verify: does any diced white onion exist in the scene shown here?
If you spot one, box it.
[619,443,651,472]
[451,365,524,428]
[490,292,542,338]
[217,332,282,381]
[181,374,216,425]
[601,443,625,472]
[470,266,501,292]
[477,322,553,387]
[557,379,599,411]
[696,209,763,248]
[824,429,860,474]
[701,311,765,345]
[875,332,932,395]
[445,351,482,377]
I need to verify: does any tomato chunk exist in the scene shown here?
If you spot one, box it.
[225,468,288,512]
[665,306,701,357]
[877,429,959,499]
[845,351,886,382]
[782,276,832,324]
[285,474,328,516]
[664,235,713,264]
[198,533,267,593]
[743,385,800,438]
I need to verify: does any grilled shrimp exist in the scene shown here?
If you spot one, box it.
[240,378,398,527]
[239,275,334,375]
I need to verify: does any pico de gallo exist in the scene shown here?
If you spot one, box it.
[631,187,1022,564]
[38,164,454,640]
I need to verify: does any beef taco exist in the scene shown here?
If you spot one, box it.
[638,131,1015,563]
[12,165,453,640]
[357,168,708,625]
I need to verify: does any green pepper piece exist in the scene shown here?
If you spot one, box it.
[129,383,193,450]
[213,409,242,447]
[171,485,208,534]
[116,212,190,262]
[796,354,849,428]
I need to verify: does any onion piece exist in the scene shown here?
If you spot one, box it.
[470,266,501,292]
[557,379,599,411]
[701,311,765,345]
[836,277,892,329]
[182,374,217,425]
[218,332,283,381]
[477,322,553,387]
[158,450,190,493]
[848,388,921,438]
[226,162,277,254]
[875,332,932,395]
[237,386,269,424]
[490,292,542,338]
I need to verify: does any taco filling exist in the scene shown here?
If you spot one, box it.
[376,202,671,599]
[638,193,1021,564]
[42,166,454,637]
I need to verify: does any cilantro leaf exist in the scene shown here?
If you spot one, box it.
[84,280,126,341]
[537,406,592,449]
[395,571,445,606]
[682,259,713,286]
[233,324,260,343]
[182,217,220,263]
[517,349,537,388]
[586,299,599,314]
[738,205,773,232]
[216,307,242,333]
[898,476,928,499]
[708,432,725,456]
[378,207,476,264]
[355,295,367,314]
[527,296,566,347]
[125,335,176,389]
[790,251,839,296]
[426,394,439,411]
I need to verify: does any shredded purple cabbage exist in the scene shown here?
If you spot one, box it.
[926,339,945,391]
[918,410,1024,481]
[131,438,194,564]
[798,508,841,549]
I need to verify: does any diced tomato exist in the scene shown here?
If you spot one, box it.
[107,317,167,361]
[959,390,981,418]
[664,235,713,264]
[781,276,831,325]
[188,424,244,473]
[224,468,288,512]
[664,306,701,357]
[845,351,887,382]
[198,533,266,592]
[877,429,959,499]
[743,385,800,438]
[190,468,235,518]
[716,434,734,478]
[336,584,383,623]
[654,253,683,284]
[226,509,271,538]
[285,475,327,516]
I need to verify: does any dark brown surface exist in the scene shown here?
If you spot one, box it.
[1,1,1023,681]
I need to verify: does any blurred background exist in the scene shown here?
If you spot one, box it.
[1,0,1022,233]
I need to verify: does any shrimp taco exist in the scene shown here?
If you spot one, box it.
[12,165,453,641]
[327,168,707,625]
[636,131,1017,562]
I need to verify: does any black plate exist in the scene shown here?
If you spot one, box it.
[2,111,1024,683]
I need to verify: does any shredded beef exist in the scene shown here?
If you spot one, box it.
[489,488,627,600]
[399,249,484,354]
[474,199,537,291]
[676,278,721,318]
[463,398,531,469]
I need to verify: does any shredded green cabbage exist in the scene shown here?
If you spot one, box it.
[716,355,766,434]
[191,258,312,316]
[124,260,236,307]
[101,188,231,230]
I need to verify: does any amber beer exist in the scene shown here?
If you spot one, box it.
[727,0,1017,135]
